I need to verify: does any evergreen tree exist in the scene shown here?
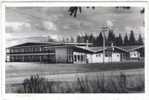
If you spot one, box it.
[77,35,81,43]
[62,37,66,43]
[88,34,94,43]
[137,34,143,45]
[118,34,123,46]
[107,30,115,46]
[129,30,136,45]
[96,32,103,46]
[84,34,88,43]
[66,37,70,43]
[70,37,74,43]
[115,34,123,46]
[124,33,129,46]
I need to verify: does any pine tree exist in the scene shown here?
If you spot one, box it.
[84,34,88,43]
[129,30,136,45]
[118,34,123,46]
[107,30,115,46]
[62,37,66,43]
[96,32,103,46]
[77,35,81,43]
[88,34,94,43]
[137,34,143,45]
[124,33,129,46]
[115,34,123,46]
[70,37,74,43]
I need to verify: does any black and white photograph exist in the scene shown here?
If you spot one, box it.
[5,5,145,93]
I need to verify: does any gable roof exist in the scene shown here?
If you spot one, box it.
[120,45,144,51]
[75,46,128,53]
[7,42,93,48]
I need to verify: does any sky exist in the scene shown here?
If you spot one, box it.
[5,7,144,47]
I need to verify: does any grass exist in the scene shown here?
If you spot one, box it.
[6,62,144,78]
[5,62,144,93]
[16,73,144,93]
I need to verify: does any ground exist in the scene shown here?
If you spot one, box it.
[5,62,144,93]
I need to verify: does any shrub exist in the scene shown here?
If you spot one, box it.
[21,74,54,93]
[17,73,144,93]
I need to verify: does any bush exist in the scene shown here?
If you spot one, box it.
[17,73,144,93]
[20,74,54,93]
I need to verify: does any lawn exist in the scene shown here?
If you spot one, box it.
[6,62,144,83]
[6,62,144,76]
[5,62,144,93]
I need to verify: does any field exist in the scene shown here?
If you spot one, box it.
[5,62,144,93]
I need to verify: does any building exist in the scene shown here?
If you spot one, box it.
[120,45,144,61]
[6,42,144,63]
[73,46,129,63]
[6,42,92,63]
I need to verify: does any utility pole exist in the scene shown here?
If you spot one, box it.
[102,26,109,64]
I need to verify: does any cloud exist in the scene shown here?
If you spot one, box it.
[5,22,31,32]
[106,20,113,29]
[43,21,57,31]
[5,7,144,46]
[125,26,144,38]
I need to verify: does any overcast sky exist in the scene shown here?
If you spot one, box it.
[5,7,144,47]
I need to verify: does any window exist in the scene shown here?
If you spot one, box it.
[81,55,84,61]
[105,51,112,57]
[78,55,80,61]
[96,54,101,57]
[74,55,77,62]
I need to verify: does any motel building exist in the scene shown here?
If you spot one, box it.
[6,42,144,64]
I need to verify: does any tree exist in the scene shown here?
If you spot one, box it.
[95,32,103,46]
[137,34,143,45]
[107,30,115,46]
[84,34,88,43]
[68,7,95,17]
[77,35,81,43]
[70,37,74,43]
[68,7,82,18]
[124,33,129,46]
[129,30,136,45]
[115,34,123,46]
[66,37,70,43]
[88,34,95,44]
[68,7,144,18]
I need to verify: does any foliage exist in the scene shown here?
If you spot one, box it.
[17,73,144,93]
[74,30,143,46]
[68,7,144,18]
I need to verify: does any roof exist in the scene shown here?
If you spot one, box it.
[75,46,129,53]
[120,45,144,51]
[7,42,144,53]
[74,45,144,53]
[7,42,93,48]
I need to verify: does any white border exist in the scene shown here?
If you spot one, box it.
[1,1,149,100]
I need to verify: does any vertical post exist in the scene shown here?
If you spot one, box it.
[102,26,108,64]
[86,39,89,49]
[103,31,105,63]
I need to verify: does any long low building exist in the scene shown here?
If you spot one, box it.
[6,42,144,63]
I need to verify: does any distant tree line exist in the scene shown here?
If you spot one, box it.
[63,30,144,46]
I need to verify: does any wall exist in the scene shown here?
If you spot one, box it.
[55,47,68,63]
[130,51,140,58]
[73,52,86,64]
[87,53,120,63]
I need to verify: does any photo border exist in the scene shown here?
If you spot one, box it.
[1,0,149,100]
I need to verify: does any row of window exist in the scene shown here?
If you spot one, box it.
[9,55,56,62]
[73,55,86,62]
[7,47,55,53]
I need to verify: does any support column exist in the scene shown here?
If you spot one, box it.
[40,56,42,62]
